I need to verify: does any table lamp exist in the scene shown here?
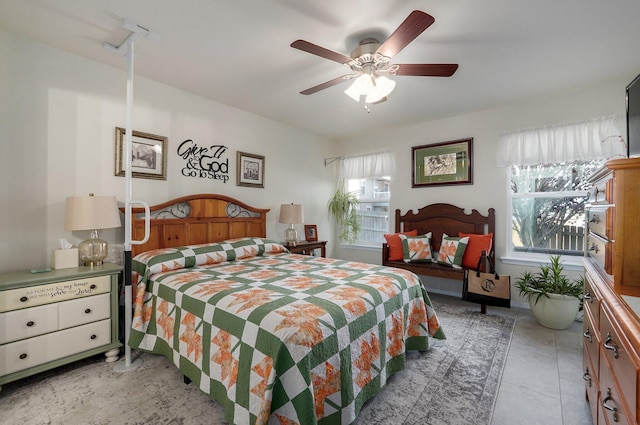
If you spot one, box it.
[64,193,122,266]
[279,203,304,245]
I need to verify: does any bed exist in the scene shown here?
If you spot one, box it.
[126,194,445,425]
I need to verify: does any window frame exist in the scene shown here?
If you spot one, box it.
[340,176,391,248]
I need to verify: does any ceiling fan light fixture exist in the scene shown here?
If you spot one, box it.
[365,75,396,104]
[344,73,374,102]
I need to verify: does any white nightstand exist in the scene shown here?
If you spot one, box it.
[0,263,122,388]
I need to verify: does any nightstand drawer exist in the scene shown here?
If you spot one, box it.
[0,319,111,376]
[58,292,110,328]
[0,303,59,344]
[0,275,110,312]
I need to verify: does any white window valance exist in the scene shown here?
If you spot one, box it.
[338,150,396,180]
[496,116,625,167]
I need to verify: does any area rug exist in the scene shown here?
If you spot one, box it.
[0,294,514,425]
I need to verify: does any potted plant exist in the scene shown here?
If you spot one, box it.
[327,186,360,243]
[515,255,584,330]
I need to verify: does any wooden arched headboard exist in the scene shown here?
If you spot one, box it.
[125,194,270,257]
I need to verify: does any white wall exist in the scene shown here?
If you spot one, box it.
[334,79,630,304]
[0,30,337,272]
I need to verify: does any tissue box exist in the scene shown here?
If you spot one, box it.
[54,249,79,269]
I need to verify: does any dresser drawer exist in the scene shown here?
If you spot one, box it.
[599,363,634,425]
[587,233,613,275]
[600,304,638,423]
[0,275,110,312]
[0,319,111,376]
[583,306,600,373]
[0,303,59,344]
[583,274,601,327]
[588,206,614,240]
[583,348,599,423]
[58,292,110,329]
[588,174,613,205]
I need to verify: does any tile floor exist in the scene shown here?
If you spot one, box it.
[489,304,592,425]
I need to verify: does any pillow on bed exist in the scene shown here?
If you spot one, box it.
[436,233,469,269]
[399,232,433,263]
[384,229,419,261]
[131,238,287,286]
[459,232,493,270]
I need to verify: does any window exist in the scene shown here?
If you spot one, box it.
[346,176,390,245]
[336,151,395,247]
[499,116,624,265]
[508,160,603,258]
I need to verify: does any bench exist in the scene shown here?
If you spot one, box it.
[382,203,496,311]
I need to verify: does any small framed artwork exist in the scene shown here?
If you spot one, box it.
[412,138,473,187]
[304,224,318,242]
[115,127,168,180]
[236,151,265,188]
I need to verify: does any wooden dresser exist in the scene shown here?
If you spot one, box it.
[583,157,640,425]
[0,263,122,389]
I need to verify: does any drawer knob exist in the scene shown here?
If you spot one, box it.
[583,328,593,343]
[90,284,97,290]
[589,215,600,224]
[84,308,92,314]
[602,388,619,422]
[604,333,619,358]
[583,368,592,388]
[20,296,28,303]
[19,353,28,360]
[26,321,35,327]
[583,292,593,303]
[90,334,97,340]
[589,243,599,254]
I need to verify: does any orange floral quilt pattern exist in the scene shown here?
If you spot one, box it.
[130,238,444,425]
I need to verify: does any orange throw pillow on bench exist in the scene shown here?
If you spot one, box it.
[384,229,419,261]
[459,232,493,270]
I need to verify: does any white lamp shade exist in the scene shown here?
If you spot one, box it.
[64,195,122,231]
[279,204,304,224]
[366,76,396,104]
[344,74,374,102]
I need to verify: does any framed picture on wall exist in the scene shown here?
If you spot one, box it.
[236,151,265,188]
[115,127,168,180]
[412,138,473,187]
[304,224,318,241]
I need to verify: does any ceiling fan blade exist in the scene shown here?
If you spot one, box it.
[291,40,352,64]
[376,10,435,59]
[394,64,459,77]
[300,75,354,95]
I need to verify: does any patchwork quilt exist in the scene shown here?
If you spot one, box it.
[129,238,445,425]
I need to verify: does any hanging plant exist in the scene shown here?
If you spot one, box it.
[327,186,360,243]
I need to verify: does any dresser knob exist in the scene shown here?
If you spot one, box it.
[604,333,619,358]
[602,388,619,422]
[26,321,35,327]
[583,292,593,303]
[90,284,97,289]
[90,334,97,340]
[583,328,593,343]
[583,367,592,388]
[84,308,92,314]
[19,353,28,360]
[20,296,28,302]
[589,243,600,254]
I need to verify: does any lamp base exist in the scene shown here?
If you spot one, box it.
[284,225,298,246]
[78,230,108,267]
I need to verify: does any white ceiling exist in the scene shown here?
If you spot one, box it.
[2,0,640,139]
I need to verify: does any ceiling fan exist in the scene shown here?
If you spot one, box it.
[291,10,458,110]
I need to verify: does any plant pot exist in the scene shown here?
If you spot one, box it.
[528,293,581,330]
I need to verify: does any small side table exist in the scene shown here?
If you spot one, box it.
[285,240,327,258]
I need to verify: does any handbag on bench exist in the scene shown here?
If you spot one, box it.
[462,252,511,308]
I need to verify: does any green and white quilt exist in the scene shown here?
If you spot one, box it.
[129,238,445,425]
